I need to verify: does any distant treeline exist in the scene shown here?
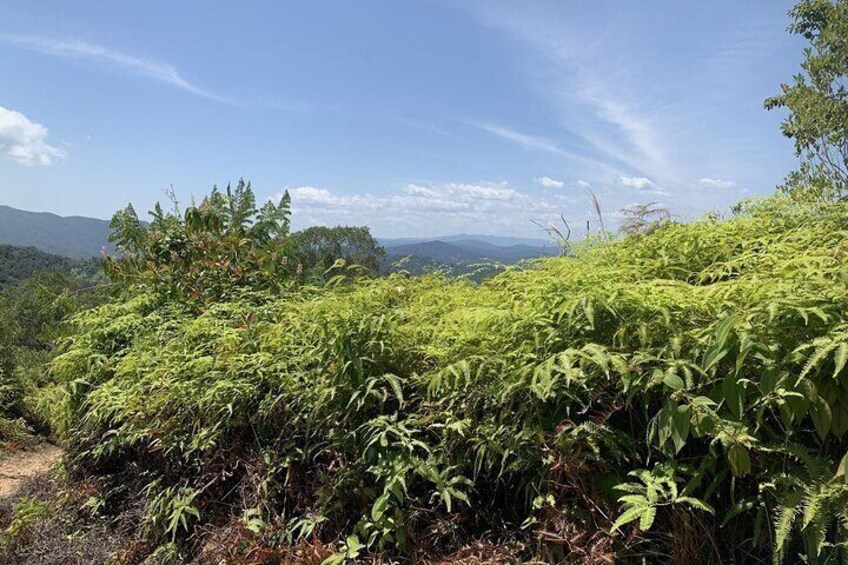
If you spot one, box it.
[0,244,103,290]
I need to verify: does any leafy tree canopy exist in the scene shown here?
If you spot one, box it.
[285,225,386,283]
[766,0,848,199]
[107,180,383,306]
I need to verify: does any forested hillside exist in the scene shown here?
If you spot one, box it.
[0,244,102,290]
[0,206,113,258]
[382,239,556,275]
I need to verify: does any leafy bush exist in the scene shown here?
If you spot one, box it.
[0,270,107,447]
[106,180,295,306]
[107,180,385,308]
[49,196,848,562]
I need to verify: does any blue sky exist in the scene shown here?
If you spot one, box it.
[0,0,802,237]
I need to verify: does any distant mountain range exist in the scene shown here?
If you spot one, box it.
[0,206,113,259]
[0,205,558,272]
[379,233,554,248]
[380,238,557,274]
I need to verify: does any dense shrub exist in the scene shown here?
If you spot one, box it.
[106,180,384,308]
[0,271,107,449]
[47,196,848,562]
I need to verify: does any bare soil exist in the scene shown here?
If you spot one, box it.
[0,444,61,499]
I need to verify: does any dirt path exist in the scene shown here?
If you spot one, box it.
[0,444,62,499]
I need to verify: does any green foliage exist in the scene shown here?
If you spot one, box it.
[766,0,848,200]
[141,483,201,543]
[612,464,713,532]
[0,270,106,447]
[106,180,294,305]
[49,195,848,562]
[107,180,384,306]
[286,226,385,283]
[0,497,48,545]
[0,244,102,290]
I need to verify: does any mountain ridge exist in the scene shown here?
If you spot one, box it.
[378,233,555,249]
[0,205,557,269]
[0,205,114,259]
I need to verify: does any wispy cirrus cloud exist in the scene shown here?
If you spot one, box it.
[458,5,672,182]
[0,105,65,166]
[0,34,230,103]
[471,122,622,175]
[453,1,790,207]
[473,122,573,158]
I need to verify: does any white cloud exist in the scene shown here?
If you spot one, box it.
[617,175,671,197]
[618,176,655,190]
[0,34,228,103]
[404,184,440,198]
[275,180,578,237]
[588,94,670,177]
[284,181,528,211]
[0,106,65,166]
[536,176,564,189]
[577,180,591,189]
[448,181,522,201]
[396,117,453,137]
[288,186,340,206]
[698,177,736,189]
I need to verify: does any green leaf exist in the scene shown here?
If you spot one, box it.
[617,494,648,506]
[834,342,848,378]
[671,405,690,454]
[612,506,647,532]
[715,315,736,347]
[656,402,673,448]
[689,396,717,407]
[703,346,730,372]
[836,452,848,480]
[810,394,832,441]
[704,315,736,370]
[774,494,802,554]
[728,444,751,476]
[639,505,657,530]
[345,534,363,557]
[385,373,404,406]
[371,493,390,522]
[663,371,685,391]
[676,496,714,514]
[321,554,346,565]
[723,373,744,419]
